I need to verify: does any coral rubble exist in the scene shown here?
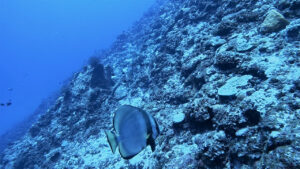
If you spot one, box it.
[1,0,299,168]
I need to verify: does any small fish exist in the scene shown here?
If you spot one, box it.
[8,88,13,91]
[6,102,12,106]
[0,103,5,106]
[105,105,159,159]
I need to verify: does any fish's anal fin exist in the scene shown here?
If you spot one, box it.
[105,130,118,154]
[147,136,156,152]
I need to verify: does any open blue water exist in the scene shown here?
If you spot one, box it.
[0,0,155,136]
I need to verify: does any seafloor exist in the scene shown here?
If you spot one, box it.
[0,0,299,168]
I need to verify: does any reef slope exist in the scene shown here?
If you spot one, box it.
[1,0,299,168]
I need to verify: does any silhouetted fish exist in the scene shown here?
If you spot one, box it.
[6,102,12,106]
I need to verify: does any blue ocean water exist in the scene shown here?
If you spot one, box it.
[0,0,299,168]
[0,0,155,136]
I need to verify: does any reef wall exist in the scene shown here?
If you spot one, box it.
[1,0,300,168]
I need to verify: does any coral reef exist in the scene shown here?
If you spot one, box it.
[1,0,299,168]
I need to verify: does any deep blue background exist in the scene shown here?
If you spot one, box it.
[0,0,155,135]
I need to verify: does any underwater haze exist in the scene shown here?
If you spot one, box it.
[1,0,300,168]
[0,0,155,136]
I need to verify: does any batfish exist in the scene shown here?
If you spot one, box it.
[105,105,159,159]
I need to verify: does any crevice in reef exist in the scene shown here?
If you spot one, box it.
[243,109,261,126]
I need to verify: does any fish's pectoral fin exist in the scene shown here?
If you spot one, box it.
[105,130,118,154]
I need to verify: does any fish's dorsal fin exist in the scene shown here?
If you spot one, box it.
[105,130,118,154]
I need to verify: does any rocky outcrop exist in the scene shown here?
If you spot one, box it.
[260,9,290,33]
[1,0,299,168]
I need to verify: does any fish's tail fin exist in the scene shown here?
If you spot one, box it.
[105,130,118,154]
